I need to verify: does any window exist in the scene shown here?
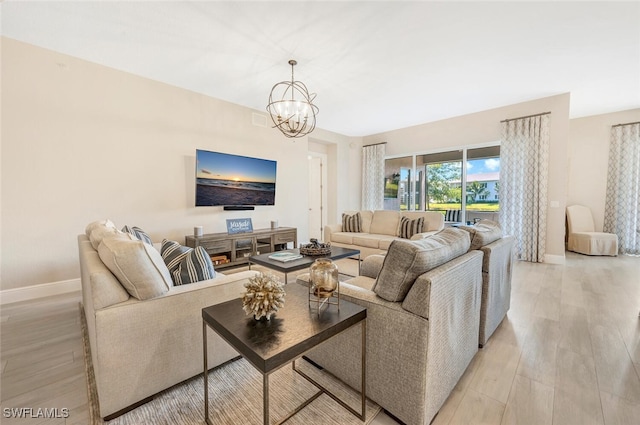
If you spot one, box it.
[466,146,500,220]
[384,145,500,223]
[419,150,463,214]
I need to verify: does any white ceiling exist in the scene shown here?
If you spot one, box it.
[2,1,639,136]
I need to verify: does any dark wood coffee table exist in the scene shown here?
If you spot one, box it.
[202,282,367,425]
[248,246,360,284]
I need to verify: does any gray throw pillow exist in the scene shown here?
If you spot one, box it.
[459,219,503,251]
[373,228,471,302]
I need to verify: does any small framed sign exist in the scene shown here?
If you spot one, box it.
[226,218,253,234]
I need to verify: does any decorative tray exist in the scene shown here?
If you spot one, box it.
[300,239,331,256]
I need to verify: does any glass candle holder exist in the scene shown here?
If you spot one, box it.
[310,259,338,298]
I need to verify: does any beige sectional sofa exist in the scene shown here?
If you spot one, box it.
[299,227,483,425]
[79,221,258,419]
[299,220,514,425]
[325,209,445,258]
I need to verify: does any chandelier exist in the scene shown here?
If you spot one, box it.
[266,60,319,138]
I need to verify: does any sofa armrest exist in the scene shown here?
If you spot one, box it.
[324,223,342,242]
[360,254,385,278]
[160,270,258,296]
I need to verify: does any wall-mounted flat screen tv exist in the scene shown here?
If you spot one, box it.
[195,149,277,207]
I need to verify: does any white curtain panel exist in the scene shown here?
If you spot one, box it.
[604,122,640,255]
[362,143,386,210]
[499,114,550,263]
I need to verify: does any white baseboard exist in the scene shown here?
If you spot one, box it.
[0,279,81,305]
[544,254,566,265]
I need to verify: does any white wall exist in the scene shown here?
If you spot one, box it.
[0,37,357,290]
[568,108,640,230]
[309,130,362,224]
[363,94,571,262]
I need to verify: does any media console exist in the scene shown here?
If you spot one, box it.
[185,227,297,270]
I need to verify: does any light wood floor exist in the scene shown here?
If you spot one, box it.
[1,253,639,425]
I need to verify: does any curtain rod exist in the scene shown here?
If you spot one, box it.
[612,121,640,128]
[500,111,551,123]
[362,142,387,147]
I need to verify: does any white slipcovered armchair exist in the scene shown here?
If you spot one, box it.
[566,205,618,256]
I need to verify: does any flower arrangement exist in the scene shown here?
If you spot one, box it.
[242,272,286,320]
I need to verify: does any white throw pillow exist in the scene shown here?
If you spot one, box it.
[85,219,116,237]
[89,225,121,250]
[98,236,173,300]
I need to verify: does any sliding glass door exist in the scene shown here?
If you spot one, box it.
[384,145,500,223]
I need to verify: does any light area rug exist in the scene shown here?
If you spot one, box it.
[81,305,380,425]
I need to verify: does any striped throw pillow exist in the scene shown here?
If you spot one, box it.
[172,246,216,285]
[122,225,153,245]
[444,210,461,222]
[399,216,424,239]
[342,212,362,233]
[160,239,193,273]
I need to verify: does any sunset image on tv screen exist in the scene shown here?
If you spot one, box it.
[195,150,277,206]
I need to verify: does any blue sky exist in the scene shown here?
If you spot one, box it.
[467,158,500,175]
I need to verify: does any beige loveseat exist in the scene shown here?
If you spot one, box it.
[298,227,483,425]
[325,210,445,258]
[79,222,258,419]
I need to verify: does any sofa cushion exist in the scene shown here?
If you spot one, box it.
[331,232,355,244]
[370,210,400,236]
[459,220,503,251]
[98,236,173,300]
[352,234,384,249]
[399,216,424,239]
[342,212,362,232]
[122,225,153,245]
[359,210,374,233]
[172,246,216,285]
[373,228,471,302]
[160,239,193,273]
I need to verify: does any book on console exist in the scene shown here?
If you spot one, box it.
[268,252,303,262]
